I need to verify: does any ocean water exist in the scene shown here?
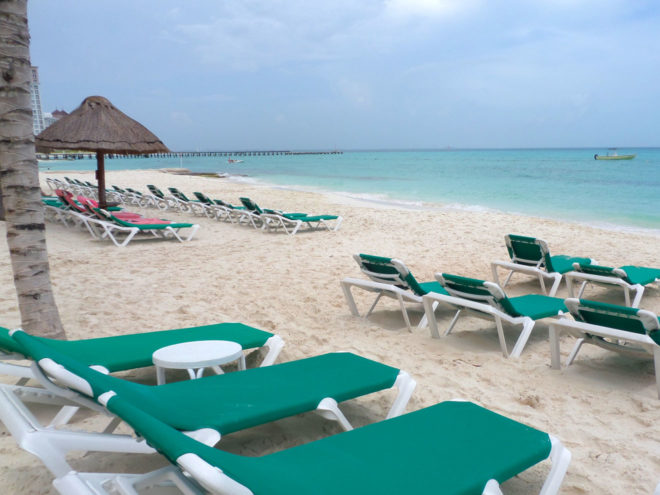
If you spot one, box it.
[39,148,660,232]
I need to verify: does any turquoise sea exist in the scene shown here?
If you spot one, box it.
[40,148,660,232]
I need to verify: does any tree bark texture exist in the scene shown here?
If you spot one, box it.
[0,0,65,338]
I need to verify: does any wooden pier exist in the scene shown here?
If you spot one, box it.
[37,150,343,160]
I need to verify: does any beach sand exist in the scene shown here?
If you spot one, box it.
[0,169,658,494]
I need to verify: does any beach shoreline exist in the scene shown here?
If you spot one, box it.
[0,168,658,493]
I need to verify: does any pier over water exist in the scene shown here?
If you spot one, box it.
[37,150,343,160]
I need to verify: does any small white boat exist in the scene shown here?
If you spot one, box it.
[227,158,244,164]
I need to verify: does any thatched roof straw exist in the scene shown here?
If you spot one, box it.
[36,96,169,154]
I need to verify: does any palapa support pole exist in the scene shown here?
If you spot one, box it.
[96,151,107,209]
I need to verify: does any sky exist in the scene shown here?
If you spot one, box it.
[28,0,660,151]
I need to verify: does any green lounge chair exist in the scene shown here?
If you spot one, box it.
[422,273,567,358]
[240,197,342,235]
[193,191,241,221]
[549,299,660,398]
[96,209,200,243]
[2,330,415,484]
[341,254,448,332]
[565,262,660,307]
[491,235,594,296]
[0,322,282,378]
[168,187,210,216]
[75,393,570,495]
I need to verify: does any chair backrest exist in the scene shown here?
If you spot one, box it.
[147,185,165,198]
[125,187,143,196]
[572,263,630,283]
[168,187,190,202]
[239,197,263,214]
[55,189,86,213]
[565,298,660,338]
[437,273,520,316]
[193,192,213,205]
[112,185,126,193]
[354,254,429,296]
[505,234,555,272]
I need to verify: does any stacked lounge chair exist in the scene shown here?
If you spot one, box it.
[0,328,570,495]
[422,273,567,358]
[491,234,594,296]
[549,298,660,398]
[341,254,448,331]
[565,262,660,307]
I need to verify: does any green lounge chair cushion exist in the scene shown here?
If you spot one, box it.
[440,273,566,319]
[546,255,591,274]
[108,397,552,495]
[289,214,339,222]
[109,214,194,230]
[619,266,660,286]
[1,323,271,372]
[12,331,399,434]
[506,295,567,320]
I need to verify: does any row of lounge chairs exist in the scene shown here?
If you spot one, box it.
[162,185,343,235]
[342,235,660,398]
[0,322,571,494]
[43,189,199,247]
[46,177,343,236]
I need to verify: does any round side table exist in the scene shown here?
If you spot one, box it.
[152,340,246,385]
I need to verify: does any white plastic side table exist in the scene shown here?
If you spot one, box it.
[152,340,246,385]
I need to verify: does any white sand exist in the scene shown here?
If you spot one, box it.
[0,169,658,494]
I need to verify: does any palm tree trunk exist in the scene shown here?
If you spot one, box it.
[0,0,65,339]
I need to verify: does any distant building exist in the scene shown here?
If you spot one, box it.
[44,109,68,129]
[30,66,45,135]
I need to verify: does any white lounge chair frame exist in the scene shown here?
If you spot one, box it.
[261,213,343,235]
[491,237,564,296]
[341,256,433,332]
[564,264,659,308]
[421,284,551,359]
[548,301,660,398]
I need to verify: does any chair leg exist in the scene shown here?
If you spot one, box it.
[547,274,562,297]
[566,338,585,366]
[340,282,362,317]
[386,371,416,418]
[630,285,644,308]
[502,270,514,288]
[396,294,413,332]
[549,324,562,370]
[653,347,660,399]
[539,436,572,495]
[482,480,504,495]
[316,398,353,431]
[423,296,442,339]
[576,281,588,299]
[510,318,534,358]
[445,309,462,336]
[365,293,384,318]
[494,317,510,358]
[417,300,437,329]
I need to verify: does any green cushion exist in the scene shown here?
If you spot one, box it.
[3,323,271,372]
[13,331,399,435]
[506,295,567,320]
[572,299,652,337]
[110,215,194,230]
[294,214,339,222]
[619,266,660,286]
[547,255,591,274]
[506,234,543,264]
[416,281,449,296]
[0,327,26,355]
[107,397,552,495]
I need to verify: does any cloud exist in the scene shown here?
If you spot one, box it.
[384,0,480,19]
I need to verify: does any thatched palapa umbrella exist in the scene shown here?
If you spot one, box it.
[36,96,169,208]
